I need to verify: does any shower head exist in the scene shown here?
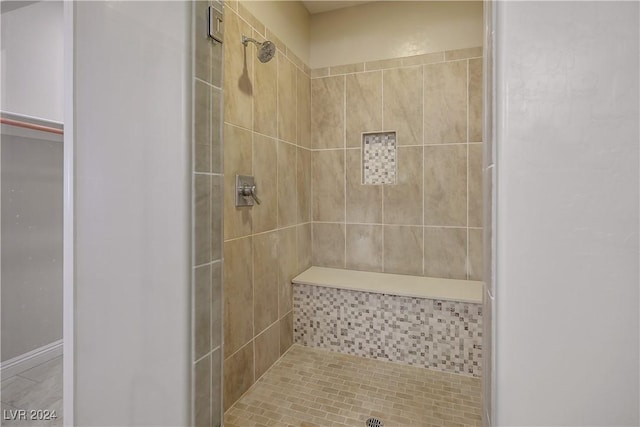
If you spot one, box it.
[242,35,276,63]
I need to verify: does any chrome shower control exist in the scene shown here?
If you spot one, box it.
[235,175,260,207]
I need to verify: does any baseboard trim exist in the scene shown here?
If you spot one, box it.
[0,340,63,378]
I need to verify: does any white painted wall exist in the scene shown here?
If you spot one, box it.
[310,1,483,68]
[1,131,63,362]
[494,1,639,425]
[0,1,63,122]
[73,2,191,425]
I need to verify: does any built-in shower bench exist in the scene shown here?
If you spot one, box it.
[291,267,484,377]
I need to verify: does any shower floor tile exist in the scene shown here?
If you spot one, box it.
[224,345,481,427]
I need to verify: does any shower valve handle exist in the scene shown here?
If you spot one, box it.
[240,184,261,205]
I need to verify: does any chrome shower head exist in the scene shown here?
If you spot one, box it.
[242,35,276,63]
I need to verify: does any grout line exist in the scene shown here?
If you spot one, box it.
[422,64,426,277]
[381,70,385,272]
[466,59,470,280]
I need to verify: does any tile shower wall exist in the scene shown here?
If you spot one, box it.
[310,48,484,280]
[221,1,312,411]
[293,284,483,377]
[193,2,224,427]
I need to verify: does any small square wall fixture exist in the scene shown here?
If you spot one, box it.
[362,131,397,185]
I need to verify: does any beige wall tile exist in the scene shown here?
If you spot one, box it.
[223,341,254,411]
[383,67,423,146]
[255,322,280,380]
[212,88,222,173]
[211,176,223,260]
[266,28,286,56]
[383,226,423,275]
[365,57,402,71]
[195,1,213,84]
[468,144,482,228]
[330,62,365,75]
[311,67,329,78]
[297,223,312,272]
[286,50,304,70]
[312,150,345,222]
[384,146,423,225]
[278,141,297,227]
[252,134,277,233]
[297,69,311,148]
[468,58,483,142]
[211,261,222,348]
[224,124,252,240]
[223,10,252,129]
[402,51,445,67]
[278,55,297,143]
[194,354,211,427]
[253,37,277,138]
[253,231,279,335]
[346,72,382,147]
[211,349,222,426]
[468,228,483,281]
[424,227,467,279]
[195,175,211,265]
[194,80,211,173]
[424,145,467,226]
[279,311,293,355]
[312,223,346,268]
[346,149,382,223]
[224,237,253,358]
[445,46,483,61]
[278,227,297,316]
[195,264,211,360]
[346,225,383,272]
[297,147,311,223]
[424,60,467,144]
[311,76,345,149]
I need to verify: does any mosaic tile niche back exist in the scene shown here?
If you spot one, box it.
[362,132,397,185]
[293,283,483,377]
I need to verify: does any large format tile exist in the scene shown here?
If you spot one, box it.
[252,134,277,233]
[3,375,62,411]
[383,225,423,275]
[346,224,383,272]
[311,76,345,149]
[383,66,423,146]
[211,348,222,427]
[311,150,345,222]
[296,223,312,272]
[194,79,211,173]
[254,322,280,380]
[296,147,311,224]
[223,341,254,411]
[194,354,211,427]
[312,223,345,268]
[277,141,297,227]
[424,60,467,144]
[346,71,382,147]
[297,69,311,148]
[223,237,253,358]
[18,357,62,384]
[223,124,252,240]
[346,149,382,224]
[278,227,297,316]
[194,174,211,265]
[383,146,423,225]
[223,9,253,130]
[253,31,277,138]
[469,228,483,281]
[424,144,467,226]
[279,311,294,355]
[424,227,467,279]
[468,58,483,142]
[211,261,222,349]
[194,264,211,360]
[277,55,297,143]
[469,143,483,228]
[253,231,279,335]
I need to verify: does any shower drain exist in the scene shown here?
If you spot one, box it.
[366,417,384,427]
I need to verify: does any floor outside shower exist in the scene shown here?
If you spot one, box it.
[225,345,481,427]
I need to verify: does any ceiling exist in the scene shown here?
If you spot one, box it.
[301,1,376,14]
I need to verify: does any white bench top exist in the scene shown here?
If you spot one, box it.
[292,266,483,304]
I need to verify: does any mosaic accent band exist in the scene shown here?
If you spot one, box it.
[293,283,482,377]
